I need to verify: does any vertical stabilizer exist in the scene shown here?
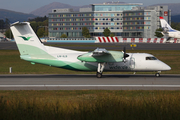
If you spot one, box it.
[10,22,47,55]
[159,17,173,31]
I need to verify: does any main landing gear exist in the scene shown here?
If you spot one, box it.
[96,63,105,78]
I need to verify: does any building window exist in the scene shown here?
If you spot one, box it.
[144,22,150,25]
[144,12,151,15]
[124,27,127,30]
[144,17,150,20]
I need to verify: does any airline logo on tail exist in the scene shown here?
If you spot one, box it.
[19,36,32,41]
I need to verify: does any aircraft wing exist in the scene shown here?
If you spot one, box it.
[77,48,124,62]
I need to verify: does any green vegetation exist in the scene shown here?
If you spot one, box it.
[103,28,111,37]
[110,33,115,37]
[1,18,13,39]
[103,28,115,37]
[154,28,164,38]
[60,34,68,38]
[171,22,180,31]
[0,18,10,30]
[0,90,180,119]
[29,17,48,38]
[0,49,180,74]
[82,27,91,38]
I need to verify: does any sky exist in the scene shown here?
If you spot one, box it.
[0,0,180,13]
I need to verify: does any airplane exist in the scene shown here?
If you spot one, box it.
[159,16,180,40]
[10,21,171,78]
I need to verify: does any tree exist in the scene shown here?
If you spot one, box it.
[29,16,49,37]
[82,27,91,38]
[5,29,13,39]
[60,34,67,38]
[154,28,163,38]
[0,20,5,29]
[103,28,111,37]
[37,28,45,38]
[110,33,115,37]
[4,18,10,29]
[28,16,48,22]
[30,21,39,33]
[171,22,180,31]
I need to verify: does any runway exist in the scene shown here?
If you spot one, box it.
[1,42,180,50]
[0,74,180,90]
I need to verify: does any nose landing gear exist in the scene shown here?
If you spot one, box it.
[155,71,161,77]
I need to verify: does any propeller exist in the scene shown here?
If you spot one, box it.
[123,47,129,62]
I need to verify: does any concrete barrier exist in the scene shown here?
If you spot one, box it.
[39,37,180,43]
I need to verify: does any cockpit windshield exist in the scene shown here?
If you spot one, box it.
[146,57,157,60]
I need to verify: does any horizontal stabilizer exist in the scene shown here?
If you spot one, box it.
[11,21,27,26]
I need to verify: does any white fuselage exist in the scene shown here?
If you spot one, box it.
[167,31,180,39]
[45,50,171,72]
[95,53,170,72]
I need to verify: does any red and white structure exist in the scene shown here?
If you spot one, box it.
[95,37,179,43]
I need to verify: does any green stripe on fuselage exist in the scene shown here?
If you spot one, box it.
[21,55,97,71]
[18,44,97,71]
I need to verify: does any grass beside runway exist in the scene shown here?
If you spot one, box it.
[0,90,180,119]
[0,49,179,74]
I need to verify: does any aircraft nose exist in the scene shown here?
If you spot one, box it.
[162,63,171,71]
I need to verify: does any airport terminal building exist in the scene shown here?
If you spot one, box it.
[48,2,171,38]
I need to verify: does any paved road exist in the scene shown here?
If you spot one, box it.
[0,42,180,50]
[0,74,180,90]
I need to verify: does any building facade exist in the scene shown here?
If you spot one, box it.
[48,2,170,38]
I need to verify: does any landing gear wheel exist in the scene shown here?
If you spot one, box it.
[155,73,160,77]
[96,72,102,78]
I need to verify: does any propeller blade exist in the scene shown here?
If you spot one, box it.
[123,47,129,60]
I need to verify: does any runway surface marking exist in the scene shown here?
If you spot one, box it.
[1,85,180,87]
